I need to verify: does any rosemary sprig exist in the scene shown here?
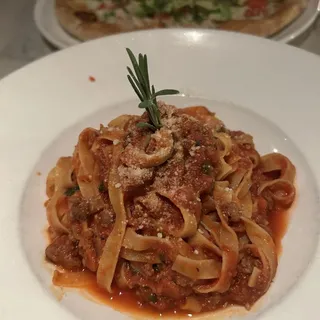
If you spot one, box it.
[126,48,179,131]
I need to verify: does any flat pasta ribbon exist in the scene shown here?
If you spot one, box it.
[121,127,174,168]
[46,157,74,233]
[97,143,127,293]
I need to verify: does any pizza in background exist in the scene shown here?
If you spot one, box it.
[55,0,307,40]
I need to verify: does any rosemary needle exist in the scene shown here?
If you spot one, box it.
[126,48,179,131]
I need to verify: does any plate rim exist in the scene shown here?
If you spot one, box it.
[34,0,80,49]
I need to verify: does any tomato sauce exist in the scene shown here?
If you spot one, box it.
[44,105,296,317]
[268,207,291,255]
[84,284,192,318]
[50,205,291,318]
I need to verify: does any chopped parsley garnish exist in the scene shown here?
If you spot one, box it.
[127,1,234,24]
[108,1,235,25]
[149,293,158,303]
[64,186,80,196]
[172,10,182,22]
[218,4,232,20]
[202,162,213,175]
[152,264,161,272]
[103,11,115,20]
[139,2,156,17]
[193,5,206,24]
[98,182,106,192]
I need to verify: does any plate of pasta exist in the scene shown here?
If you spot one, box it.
[0,29,320,320]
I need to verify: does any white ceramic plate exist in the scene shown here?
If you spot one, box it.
[1,29,320,320]
[34,0,320,49]
[34,0,80,48]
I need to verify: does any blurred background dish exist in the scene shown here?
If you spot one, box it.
[35,0,319,49]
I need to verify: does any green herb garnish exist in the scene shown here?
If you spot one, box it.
[64,185,80,196]
[98,182,106,192]
[202,162,213,175]
[103,11,115,20]
[195,140,201,146]
[149,293,158,303]
[218,3,232,20]
[152,264,161,272]
[126,48,179,131]
[193,5,205,24]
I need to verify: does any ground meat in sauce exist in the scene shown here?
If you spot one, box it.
[45,103,295,314]
[45,235,82,270]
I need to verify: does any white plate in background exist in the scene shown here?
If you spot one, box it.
[34,0,320,49]
[34,0,80,48]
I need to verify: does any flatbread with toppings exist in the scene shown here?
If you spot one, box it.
[55,0,307,40]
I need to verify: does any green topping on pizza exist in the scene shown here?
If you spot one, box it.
[84,0,275,24]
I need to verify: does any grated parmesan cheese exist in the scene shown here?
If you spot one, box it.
[118,165,153,188]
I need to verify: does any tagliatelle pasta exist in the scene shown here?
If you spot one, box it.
[45,102,296,315]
